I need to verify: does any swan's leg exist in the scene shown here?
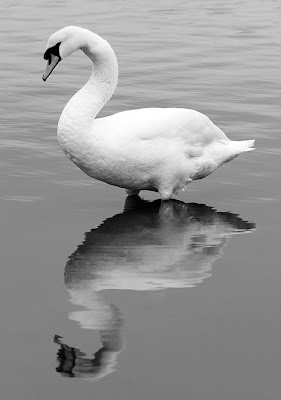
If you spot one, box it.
[125,189,140,196]
[158,187,173,201]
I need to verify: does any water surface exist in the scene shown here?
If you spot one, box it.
[0,1,281,399]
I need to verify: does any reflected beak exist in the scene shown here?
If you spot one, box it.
[42,54,61,81]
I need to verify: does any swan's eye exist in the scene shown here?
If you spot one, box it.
[43,42,62,61]
[43,49,50,60]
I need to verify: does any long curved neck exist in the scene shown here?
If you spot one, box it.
[58,32,118,137]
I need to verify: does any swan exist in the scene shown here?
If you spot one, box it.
[43,26,255,200]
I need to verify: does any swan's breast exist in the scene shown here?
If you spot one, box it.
[57,128,158,189]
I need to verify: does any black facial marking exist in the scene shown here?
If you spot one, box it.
[43,42,61,61]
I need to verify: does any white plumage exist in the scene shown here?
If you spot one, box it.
[43,26,255,200]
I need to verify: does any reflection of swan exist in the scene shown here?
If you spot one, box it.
[54,303,123,381]
[55,197,255,379]
[65,197,255,291]
[43,26,255,200]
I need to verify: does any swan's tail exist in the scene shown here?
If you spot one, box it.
[218,139,255,165]
[227,139,255,155]
[237,139,255,153]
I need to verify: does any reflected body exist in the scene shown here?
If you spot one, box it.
[55,197,255,379]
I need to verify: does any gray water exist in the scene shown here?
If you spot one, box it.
[1,0,281,399]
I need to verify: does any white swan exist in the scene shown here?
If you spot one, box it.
[43,26,255,200]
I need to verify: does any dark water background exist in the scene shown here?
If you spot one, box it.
[0,1,280,399]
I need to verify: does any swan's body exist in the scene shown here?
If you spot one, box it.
[43,26,255,200]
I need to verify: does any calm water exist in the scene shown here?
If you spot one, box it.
[1,0,281,399]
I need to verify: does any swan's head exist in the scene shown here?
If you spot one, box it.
[42,26,89,81]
